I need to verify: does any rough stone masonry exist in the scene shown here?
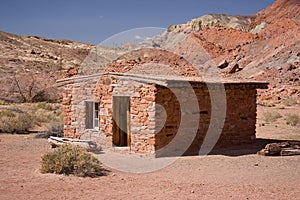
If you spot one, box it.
[58,72,268,157]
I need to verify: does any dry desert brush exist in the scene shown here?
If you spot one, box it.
[262,111,282,123]
[0,108,33,133]
[41,143,106,177]
[286,114,300,126]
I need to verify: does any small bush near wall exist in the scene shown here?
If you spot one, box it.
[41,144,105,177]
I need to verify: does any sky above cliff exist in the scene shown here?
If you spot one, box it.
[0,0,274,44]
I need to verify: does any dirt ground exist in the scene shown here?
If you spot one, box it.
[0,105,299,200]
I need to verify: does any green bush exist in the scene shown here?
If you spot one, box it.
[263,111,282,123]
[41,144,105,177]
[286,114,300,126]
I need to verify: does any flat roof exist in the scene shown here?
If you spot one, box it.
[57,72,268,89]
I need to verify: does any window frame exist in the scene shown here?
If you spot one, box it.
[93,102,99,130]
[85,101,100,130]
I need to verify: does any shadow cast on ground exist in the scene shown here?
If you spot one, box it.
[154,138,300,158]
[208,138,300,157]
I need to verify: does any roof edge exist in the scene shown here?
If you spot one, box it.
[56,72,269,89]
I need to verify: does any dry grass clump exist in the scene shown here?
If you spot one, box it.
[0,102,63,134]
[286,114,300,126]
[0,109,33,133]
[263,111,282,123]
[41,144,105,177]
[282,97,297,107]
[262,100,276,107]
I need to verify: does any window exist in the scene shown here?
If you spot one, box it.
[85,101,99,130]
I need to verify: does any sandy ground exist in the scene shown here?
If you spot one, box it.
[0,105,299,200]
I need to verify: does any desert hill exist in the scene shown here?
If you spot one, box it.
[0,0,299,103]
[0,30,93,73]
[104,0,300,102]
[0,30,93,102]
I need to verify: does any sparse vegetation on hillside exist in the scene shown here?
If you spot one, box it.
[0,30,93,104]
[0,102,63,134]
[0,109,33,133]
[262,111,282,123]
[3,72,59,103]
[286,114,300,126]
[282,97,298,107]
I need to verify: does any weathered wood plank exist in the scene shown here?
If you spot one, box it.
[48,136,97,151]
[258,141,300,156]
[280,149,300,156]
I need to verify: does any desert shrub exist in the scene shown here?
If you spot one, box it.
[33,103,63,137]
[30,102,63,125]
[282,97,297,107]
[47,123,63,134]
[33,109,56,124]
[35,123,64,138]
[7,72,59,103]
[0,103,63,134]
[14,112,33,133]
[263,111,282,123]
[262,100,276,107]
[0,100,8,105]
[286,114,300,126]
[41,144,105,177]
[0,109,33,133]
[0,116,15,133]
[276,105,285,110]
[36,102,53,111]
[0,109,16,118]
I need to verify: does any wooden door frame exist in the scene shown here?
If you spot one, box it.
[112,95,131,147]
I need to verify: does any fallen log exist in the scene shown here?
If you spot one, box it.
[280,149,300,156]
[258,141,300,156]
[48,136,98,151]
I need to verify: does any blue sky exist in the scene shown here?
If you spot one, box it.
[0,0,275,44]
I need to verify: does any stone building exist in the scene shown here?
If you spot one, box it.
[58,72,268,157]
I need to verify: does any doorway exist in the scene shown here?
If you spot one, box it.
[112,96,130,147]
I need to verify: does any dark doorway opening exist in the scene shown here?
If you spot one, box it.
[112,96,130,147]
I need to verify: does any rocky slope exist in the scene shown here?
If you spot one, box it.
[0,30,93,73]
[0,30,93,102]
[107,0,300,102]
[0,0,299,103]
[169,0,300,100]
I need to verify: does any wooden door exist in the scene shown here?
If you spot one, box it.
[112,96,130,147]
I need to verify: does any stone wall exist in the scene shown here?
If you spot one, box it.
[96,75,157,153]
[154,83,258,156]
[154,86,180,151]
[62,74,157,154]
[62,74,263,157]
[62,77,100,141]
